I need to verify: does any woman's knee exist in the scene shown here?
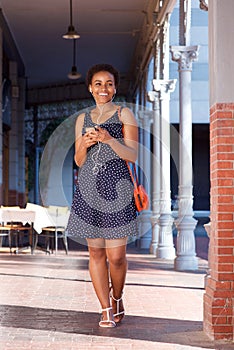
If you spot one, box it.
[108,253,127,268]
[89,247,106,262]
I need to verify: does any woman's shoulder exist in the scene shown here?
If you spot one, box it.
[75,109,92,124]
[118,106,137,126]
[75,112,85,125]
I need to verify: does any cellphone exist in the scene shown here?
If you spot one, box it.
[85,127,96,133]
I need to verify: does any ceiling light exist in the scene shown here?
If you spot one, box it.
[63,25,80,39]
[68,66,81,79]
[63,0,80,39]
[68,39,81,80]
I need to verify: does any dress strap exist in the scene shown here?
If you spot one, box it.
[83,111,93,127]
[117,106,123,122]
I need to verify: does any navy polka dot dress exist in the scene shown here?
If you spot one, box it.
[66,108,138,240]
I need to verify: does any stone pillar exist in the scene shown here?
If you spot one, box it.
[203,0,234,341]
[8,61,19,205]
[148,90,160,255]
[137,110,152,250]
[170,45,199,271]
[153,79,176,259]
[18,77,26,206]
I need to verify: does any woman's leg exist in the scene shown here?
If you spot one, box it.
[87,238,114,326]
[106,237,128,322]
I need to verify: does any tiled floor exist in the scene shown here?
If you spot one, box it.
[0,237,233,350]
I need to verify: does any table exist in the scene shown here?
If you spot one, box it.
[0,208,36,254]
[1,204,70,255]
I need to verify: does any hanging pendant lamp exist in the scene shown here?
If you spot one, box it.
[63,0,80,39]
[68,39,81,79]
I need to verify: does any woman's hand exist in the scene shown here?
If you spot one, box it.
[82,128,99,148]
[95,126,112,143]
[83,126,112,145]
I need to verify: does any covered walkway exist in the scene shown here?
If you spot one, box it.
[0,238,232,350]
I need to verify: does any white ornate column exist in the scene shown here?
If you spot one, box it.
[153,79,176,259]
[148,90,160,255]
[137,110,152,250]
[170,46,199,270]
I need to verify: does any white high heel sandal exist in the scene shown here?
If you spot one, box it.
[111,293,125,323]
[99,306,116,328]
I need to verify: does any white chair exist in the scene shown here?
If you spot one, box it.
[40,206,70,255]
[25,203,69,255]
[0,224,12,251]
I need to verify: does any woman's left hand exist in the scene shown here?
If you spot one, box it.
[96,126,112,143]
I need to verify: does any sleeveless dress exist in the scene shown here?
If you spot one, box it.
[66,107,138,240]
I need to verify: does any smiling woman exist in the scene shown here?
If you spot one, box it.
[88,70,116,111]
[66,63,139,329]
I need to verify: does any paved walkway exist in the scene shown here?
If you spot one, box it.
[0,237,233,350]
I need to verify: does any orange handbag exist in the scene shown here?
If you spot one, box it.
[126,162,149,212]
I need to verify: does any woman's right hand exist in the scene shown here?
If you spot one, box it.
[82,129,98,149]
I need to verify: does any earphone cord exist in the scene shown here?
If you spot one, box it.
[91,104,106,175]
[92,142,105,175]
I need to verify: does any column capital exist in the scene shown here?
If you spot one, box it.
[152,79,177,97]
[148,90,159,103]
[147,90,160,111]
[170,45,199,71]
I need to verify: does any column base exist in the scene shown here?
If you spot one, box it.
[150,215,159,255]
[156,213,175,259]
[150,242,158,255]
[138,210,152,250]
[156,246,175,259]
[175,215,198,271]
[174,255,198,271]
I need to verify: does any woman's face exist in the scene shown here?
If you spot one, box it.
[89,71,116,104]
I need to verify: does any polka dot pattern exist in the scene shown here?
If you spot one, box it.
[66,109,138,239]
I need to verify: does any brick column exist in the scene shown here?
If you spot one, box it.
[203,103,234,340]
[203,0,234,341]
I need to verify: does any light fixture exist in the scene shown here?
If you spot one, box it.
[68,39,81,80]
[63,0,80,39]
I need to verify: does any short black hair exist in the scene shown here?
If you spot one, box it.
[86,63,120,88]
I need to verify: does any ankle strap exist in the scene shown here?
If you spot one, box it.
[111,293,123,302]
[101,306,112,312]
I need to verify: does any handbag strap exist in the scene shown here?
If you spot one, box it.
[126,162,139,189]
[118,106,139,188]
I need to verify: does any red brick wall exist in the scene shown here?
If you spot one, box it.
[203,103,234,340]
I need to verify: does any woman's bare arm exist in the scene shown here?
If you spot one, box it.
[74,113,97,167]
[96,107,138,163]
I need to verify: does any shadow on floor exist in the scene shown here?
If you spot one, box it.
[0,304,227,349]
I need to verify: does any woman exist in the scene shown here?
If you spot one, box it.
[67,63,138,328]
